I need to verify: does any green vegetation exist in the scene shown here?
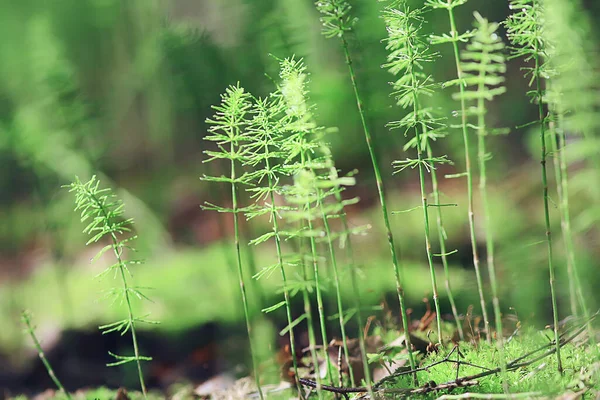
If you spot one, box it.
[2,0,599,398]
[66,176,156,397]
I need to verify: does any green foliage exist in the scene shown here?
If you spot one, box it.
[22,311,72,400]
[201,84,265,399]
[315,0,356,38]
[66,175,155,398]
[383,328,600,397]
[456,11,509,387]
[382,0,451,345]
[427,0,492,344]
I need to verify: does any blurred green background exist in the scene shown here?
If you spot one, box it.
[0,0,598,373]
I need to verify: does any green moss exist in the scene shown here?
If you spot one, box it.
[381,328,599,397]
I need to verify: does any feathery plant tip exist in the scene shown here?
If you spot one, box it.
[201,84,265,399]
[66,175,154,397]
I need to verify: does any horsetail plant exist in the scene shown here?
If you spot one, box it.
[548,89,578,317]
[426,0,491,343]
[22,311,72,400]
[505,0,562,371]
[426,137,463,341]
[542,0,595,336]
[457,12,509,387]
[328,161,375,394]
[66,175,155,398]
[546,81,591,328]
[243,92,308,396]
[382,1,452,345]
[315,0,417,375]
[201,85,264,398]
[278,57,335,386]
[318,147,373,389]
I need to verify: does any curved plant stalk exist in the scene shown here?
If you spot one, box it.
[541,0,594,343]
[458,13,509,389]
[327,160,374,392]
[315,0,416,375]
[284,166,334,387]
[553,108,589,321]
[383,2,451,345]
[243,94,305,396]
[276,57,335,386]
[313,148,368,388]
[506,0,563,372]
[427,141,464,340]
[548,94,577,316]
[22,311,72,400]
[297,233,323,399]
[201,86,264,398]
[66,176,156,398]
[427,0,491,343]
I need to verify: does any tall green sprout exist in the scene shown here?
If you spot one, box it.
[456,12,509,387]
[201,85,264,398]
[278,58,334,386]
[426,0,491,342]
[315,0,416,375]
[243,93,307,396]
[505,0,562,372]
[66,176,155,398]
[542,0,595,334]
[548,92,577,316]
[382,2,453,345]
[22,311,72,400]
[426,136,463,341]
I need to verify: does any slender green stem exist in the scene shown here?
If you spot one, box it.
[230,149,265,398]
[549,108,577,316]
[241,219,265,310]
[298,230,324,399]
[405,45,443,344]
[446,6,490,343]
[427,142,464,340]
[338,29,417,377]
[22,312,72,400]
[474,61,507,392]
[265,159,303,396]
[333,190,374,396]
[533,49,562,373]
[92,195,148,398]
[307,215,333,385]
[318,195,355,386]
[555,112,592,340]
[301,153,333,386]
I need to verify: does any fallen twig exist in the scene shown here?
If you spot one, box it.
[436,391,542,399]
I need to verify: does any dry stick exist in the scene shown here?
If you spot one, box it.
[445,5,491,343]
[22,312,72,400]
[338,27,417,379]
[533,39,562,374]
[428,143,464,340]
[437,392,542,400]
